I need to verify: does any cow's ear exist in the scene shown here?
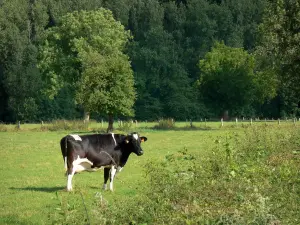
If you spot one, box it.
[140,136,147,142]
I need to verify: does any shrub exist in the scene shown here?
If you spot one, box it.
[154,118,175,130]
[0,123,8,132]
[117,120,133,132]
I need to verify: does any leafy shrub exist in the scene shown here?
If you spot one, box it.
[0,123,8,132]
[117,120,133,132]
[154,118,175,130]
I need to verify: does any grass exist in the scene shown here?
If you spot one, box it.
[0,122,300,224]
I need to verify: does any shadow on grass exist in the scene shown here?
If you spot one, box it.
[10,186,65,193]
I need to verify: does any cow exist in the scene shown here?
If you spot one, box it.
[60,132,147,191]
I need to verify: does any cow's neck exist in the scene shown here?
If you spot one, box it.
[119,150,131,167]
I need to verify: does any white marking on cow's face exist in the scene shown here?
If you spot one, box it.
[133,133,138,140]
[111,133,117,146]
[69,134,82,141]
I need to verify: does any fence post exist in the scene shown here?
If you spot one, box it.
[278,118,280,125]
[294,118,296,126]
[190,119,193,128]
[101,119,103,128]
[265,118,267,125]
[18,121,21,129]
[235,118,238,125]
[205,118,207,127]
[250,118,253,126]
[135,120,138,128]
[221,118,224,127]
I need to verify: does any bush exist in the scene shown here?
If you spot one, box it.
[117,120,133,132]
[0,123,8,132]
[154,118,175,130]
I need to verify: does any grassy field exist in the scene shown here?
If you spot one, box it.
[0,121,300,224]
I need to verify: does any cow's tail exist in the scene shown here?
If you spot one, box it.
[60,136,68,172]
[64,136,68,171]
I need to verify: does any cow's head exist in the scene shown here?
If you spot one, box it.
[124,132,147,156]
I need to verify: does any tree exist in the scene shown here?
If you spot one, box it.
[0,0,48,122]
[256,0,300,117]
[39,9,135,131]
[197,42,276,118]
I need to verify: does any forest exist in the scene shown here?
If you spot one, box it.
[0,0,299,123]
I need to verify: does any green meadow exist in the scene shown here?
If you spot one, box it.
[1,121,300,224]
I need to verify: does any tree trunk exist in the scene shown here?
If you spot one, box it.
[107,114,114,133]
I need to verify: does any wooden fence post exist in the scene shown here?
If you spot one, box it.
[250,118,253,126]
[278,119,280,125]
[221,118,224,127]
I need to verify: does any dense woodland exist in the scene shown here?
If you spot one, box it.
[0,0,299,123]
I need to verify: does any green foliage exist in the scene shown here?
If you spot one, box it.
[0,0,295,122]
[0,0,47,122]
[154,118,176,129]
[198,42,276,117]
[39,9,135,119]
[256,0,300,116]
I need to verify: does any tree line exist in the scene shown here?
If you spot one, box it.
[0,0,299,123]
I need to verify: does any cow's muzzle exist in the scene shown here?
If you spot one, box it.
[137,150,144,156]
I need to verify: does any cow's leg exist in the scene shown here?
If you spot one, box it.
[109,166,117,191]
[67,167,75,191]
[103,167,110,190]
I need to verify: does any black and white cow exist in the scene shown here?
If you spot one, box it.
[60,132,147,191]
